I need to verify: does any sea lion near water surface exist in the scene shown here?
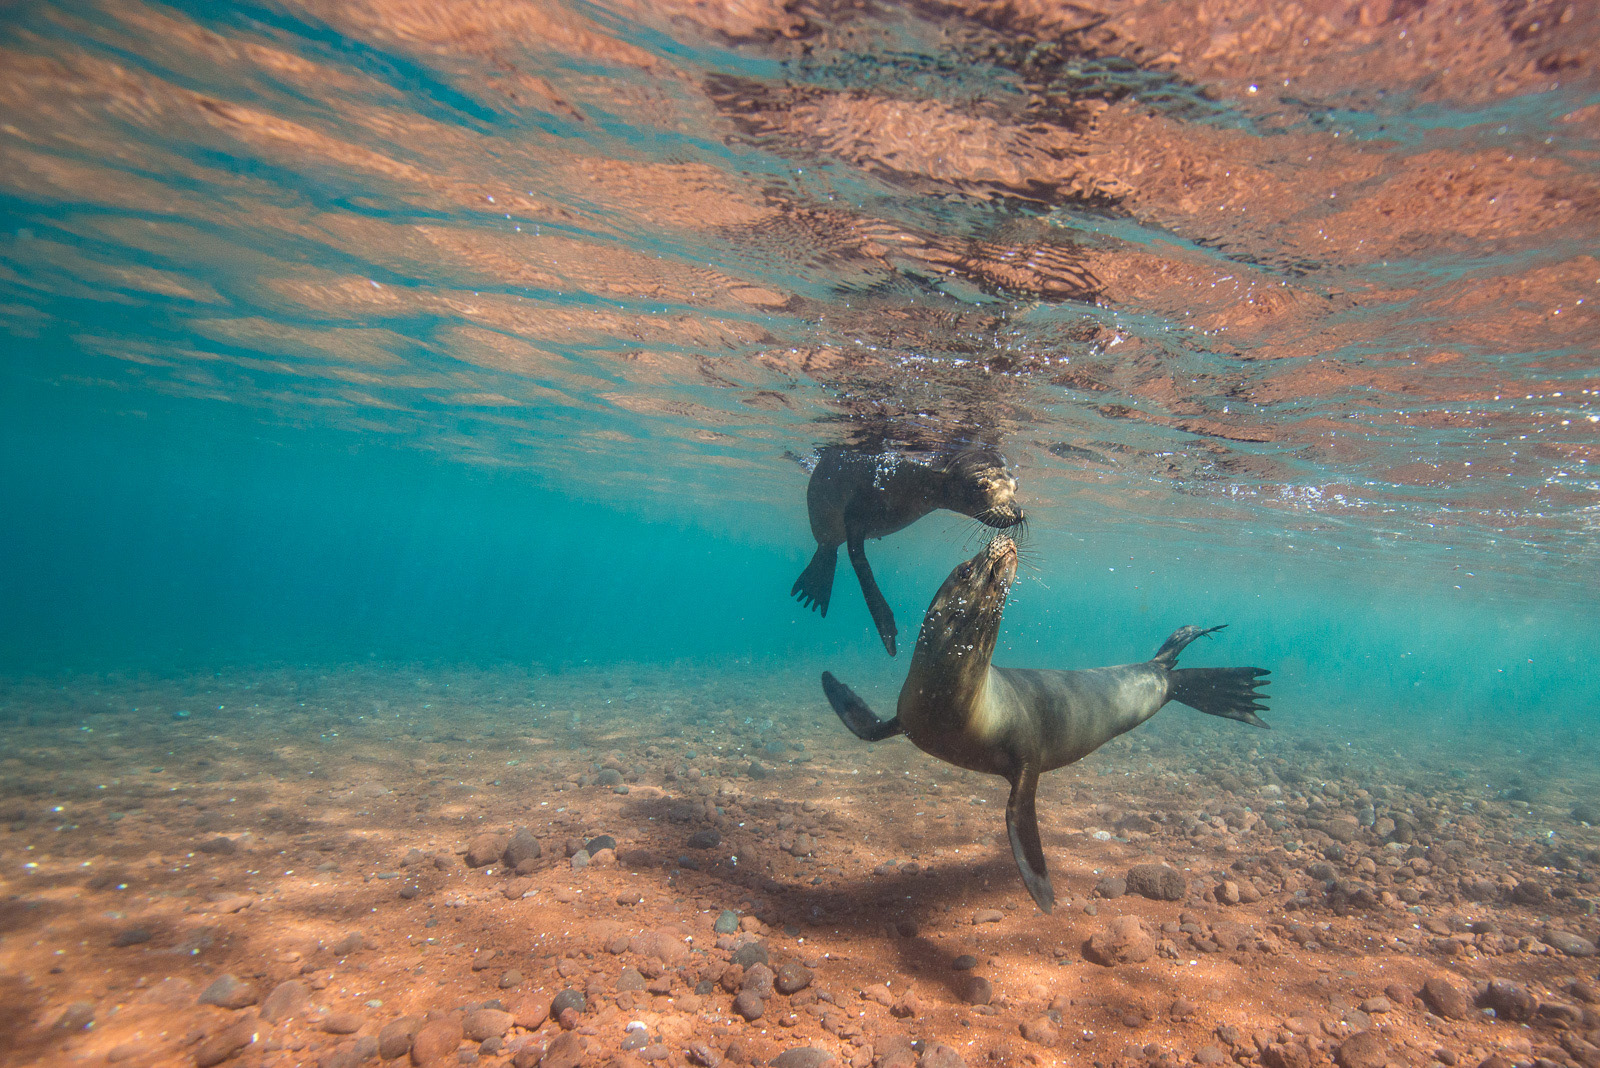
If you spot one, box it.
[820,536,1271,912]
[791,445,1024,656]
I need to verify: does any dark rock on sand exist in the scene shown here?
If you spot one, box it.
[321,1011,365,1035]
[504,827,541,866]
[1511,880,1550,906]
[541,1033,584,1068]
[1572,803,1599,824]
[688,1041,722,1067]
[1334,1031,1387,1068]
[53,1001,95,1030]
[199,974,259,1010]
[319,1036,379,1068]
[731,941,769,968]
[1482,979,1537,1021]
[714,909,740,933]
[411,1017,464,1066]
[112,925,153,947]
[629,929,690,964]
[510,993,551,1030]
[921,1045,968,1068]
[332,932,365,956]
[1095,876,1127,899]
[585,834,617,854]
[378,1016,423,1060]
[1544,930,1597,957]
[550,989,587,1017]
[688,830,721,849]
[466,833,510,868]
[1261,1043,1312,1068]
[198,836,238,855]
[1020,1017,1060,1046]
[951,954,978,970]
[1086,916,1156,965]
[733,991,765,1020]
[770,1049,834,1068]
[1126,864,1187,901]
[195,1019,257,1067]
[742,963,775,998]
[463,1008,514,1041]
[775,961,813,995]
[959,976,993,1006]
[260,979,311,1023]
[1420,976,1473,1020]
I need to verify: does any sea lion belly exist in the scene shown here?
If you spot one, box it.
[898,674,1014,776]
[988,665,1171,771]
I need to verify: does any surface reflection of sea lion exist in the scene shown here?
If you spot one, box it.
[792,446,1024,656]
[820,536,1271,913]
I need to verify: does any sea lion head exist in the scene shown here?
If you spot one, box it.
[911,535,1017,681]
[944,449,1024,529]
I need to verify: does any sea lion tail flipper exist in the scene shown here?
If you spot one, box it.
[792,545,837,615]
[845,537,898,656]
[1150,623,1227,666]
[1169,667,1272,728]
[821,671,904,742]
[1005,763,1056,914]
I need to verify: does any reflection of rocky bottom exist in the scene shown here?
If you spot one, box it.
[1,666,1597,1068]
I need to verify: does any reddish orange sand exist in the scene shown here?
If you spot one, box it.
[1,666,1596,1068]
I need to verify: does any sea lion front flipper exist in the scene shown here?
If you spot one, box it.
[821,671,903,742]
[845,535,898,656]
[792,544,838,615]
[1005,762,1055,914]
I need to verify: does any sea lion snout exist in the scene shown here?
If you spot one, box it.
[980,535,1018,586]
[972,472,1024,529]
[951,535,1016,600]
[943,449,1023,529]
[920,537,1017,656]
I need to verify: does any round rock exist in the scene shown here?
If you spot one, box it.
[1125,863,1187,901]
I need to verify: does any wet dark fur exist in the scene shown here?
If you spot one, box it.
[822,538,1271,912]
[792,445,1023,656]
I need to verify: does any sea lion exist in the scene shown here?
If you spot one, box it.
[820,536,1271,912]
[791,445,1024,656]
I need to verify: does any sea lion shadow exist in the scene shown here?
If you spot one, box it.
[612,792,1076,1000]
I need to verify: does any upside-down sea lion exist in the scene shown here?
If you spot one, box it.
[791,445,1024,656]
[820,536,1271,912]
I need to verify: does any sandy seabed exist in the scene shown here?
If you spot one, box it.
[1,664,1597,1068]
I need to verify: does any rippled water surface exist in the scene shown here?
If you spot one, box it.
[2,0,1598,674]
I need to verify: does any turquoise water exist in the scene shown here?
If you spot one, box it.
[1,0,1598,733]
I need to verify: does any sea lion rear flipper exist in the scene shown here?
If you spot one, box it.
[821,671,903,742]
[1005,763,1056,914]
[845,536,898,657]
[1150,623,1227,666]
[1169,667,1272,728]
[792,545,838,615]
